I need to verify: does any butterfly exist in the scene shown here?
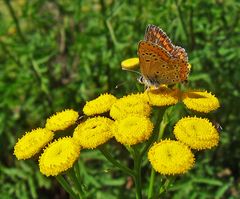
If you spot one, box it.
[138,24,190,88]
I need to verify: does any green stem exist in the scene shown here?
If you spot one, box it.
[147,118,168,199]
[56,175,79,199]
[99,145,134,177]
[140,108,166,156]
[3,0,26,42]
[68,168,85,199]
[147,169,156,199]
[106,19,118,46]
[133,147,142,199]
[157,120,168,141]
[74,160,84,192]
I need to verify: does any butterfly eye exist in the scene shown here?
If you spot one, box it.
[137,76,144,84]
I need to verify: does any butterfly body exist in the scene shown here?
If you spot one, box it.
[138,25,189,88]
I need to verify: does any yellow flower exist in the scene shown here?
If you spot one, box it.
[73,117,114,149]
[39,137,80,176]
[110,94,151,120]
[121,58,139,69]
[143,86,179,106]
[113,115,153,145]
[182,90,220,113]
[174,117,219,150]
[14,128,54,160]
[83,93,117,116]
[45,109,79,131]
[148,140,195,175]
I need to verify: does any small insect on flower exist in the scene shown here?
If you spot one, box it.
[138,24,190,88]
[212,120,223,133]
[75,110,88,125]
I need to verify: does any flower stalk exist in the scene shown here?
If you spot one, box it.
[99,145,134,177]
[68,168,85,199]
[147,111,169,199]
[56,175,79,199]
[132,147,143,199]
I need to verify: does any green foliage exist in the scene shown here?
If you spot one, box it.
[0,0,239,198]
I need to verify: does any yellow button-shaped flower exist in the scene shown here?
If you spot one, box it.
[113,115,153,145]
[83,93,117,116]
[148,140,195,175]
[143,86,179,106]
[45,109,79,131]
[174,117,219,150]
[39,137,80,176]
[182,90,220,113]
[14,128,54,160]
[73,117,114,149]
[121,58,139,69]
[110,93,151,120]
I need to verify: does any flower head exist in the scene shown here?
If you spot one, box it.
[39,137,80,176]
[121,58,139,69]
[182,90,220,113]
[14,128,54,160]
[113,115,153,145]
[143,86,179,106]
[45,109,79,131]
[148,140,195,175]
[174,117,219,150]
[110,94,151,120]
[73,117,114,149]
[83,93,117,116]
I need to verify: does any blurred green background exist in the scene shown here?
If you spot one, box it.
[1,0,240,198]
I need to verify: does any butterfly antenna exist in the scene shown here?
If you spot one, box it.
[122,68,142,76]
[115,81,128,89]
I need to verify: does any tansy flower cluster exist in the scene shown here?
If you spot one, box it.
[121,58,221,175]
[14,58,221,179]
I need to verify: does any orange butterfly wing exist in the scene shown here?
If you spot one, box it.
[145,24,188,62]
[144,24,175,54]
[138,25,190,86]
[138,41,183,85]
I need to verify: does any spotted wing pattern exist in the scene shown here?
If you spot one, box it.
[138,41,182,85]
[144,24,175,54]
[138,24,189,86]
